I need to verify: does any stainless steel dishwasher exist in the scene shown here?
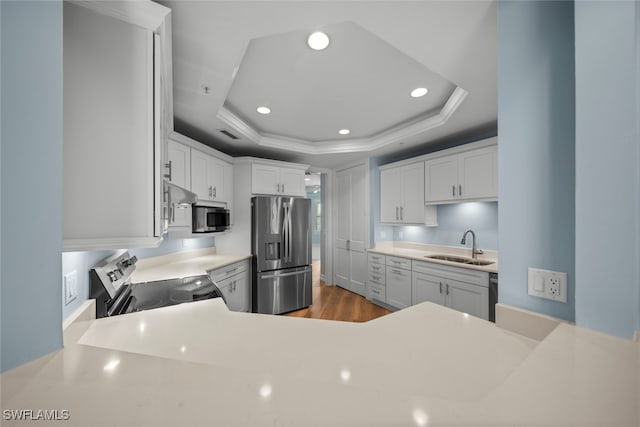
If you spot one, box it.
[489,273,498,322]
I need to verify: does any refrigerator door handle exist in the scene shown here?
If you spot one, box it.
[260,270,307,279]
[283,203,289,262]
[287,203,293,262]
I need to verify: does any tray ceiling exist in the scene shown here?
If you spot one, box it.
[160,1,497,168]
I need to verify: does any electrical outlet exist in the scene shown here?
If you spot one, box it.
[64,271,78,306]
[528,268,567,303]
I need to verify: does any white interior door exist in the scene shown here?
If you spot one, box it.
[333,162,367,297]
[348,164,367,296]
[334,169,351,289]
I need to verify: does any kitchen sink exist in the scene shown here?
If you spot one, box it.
[425,254,494,266]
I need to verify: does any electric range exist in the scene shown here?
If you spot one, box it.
[89,251,223,318]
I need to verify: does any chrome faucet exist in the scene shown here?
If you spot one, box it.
[460,230,483,259]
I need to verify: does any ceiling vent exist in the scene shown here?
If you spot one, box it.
[219,129,239,140]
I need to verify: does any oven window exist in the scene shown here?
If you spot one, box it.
[206,211,229,227]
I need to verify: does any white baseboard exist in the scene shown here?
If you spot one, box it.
[495,303,567,341]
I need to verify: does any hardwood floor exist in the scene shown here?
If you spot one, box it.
[285,260,392,322]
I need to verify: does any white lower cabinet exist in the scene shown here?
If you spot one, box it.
[367,253,386,302]
[386,256,412,309]
[367,251,491,318]
[209,260,250,312]
[412,259,489,320]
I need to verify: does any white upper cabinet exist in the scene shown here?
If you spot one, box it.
[166,139,191,228]
[380,162,433,224]
[62,1,172,251]
[380,168,403,223]
[457,147,498,200]
[425,144,497,204]
[251,163,306,197]
[191,148,233,204]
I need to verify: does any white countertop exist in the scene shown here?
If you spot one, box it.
[130,247,251,283]
[369,241,499,273]
[2,299,638,426]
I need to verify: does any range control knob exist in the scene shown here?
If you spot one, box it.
[121,256,138,268]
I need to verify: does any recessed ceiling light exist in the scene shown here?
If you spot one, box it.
[256,106,271,115]
[307,32,330,50]
[410,87,428,98]
[305,177,311,181]
[338,129,350,135]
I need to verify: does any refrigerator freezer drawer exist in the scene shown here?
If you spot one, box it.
[254,266,312,314]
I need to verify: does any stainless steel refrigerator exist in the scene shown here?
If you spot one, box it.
[251,196,312,314]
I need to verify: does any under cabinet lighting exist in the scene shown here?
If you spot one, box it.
[307,31,330,50]
[410,87,428,98]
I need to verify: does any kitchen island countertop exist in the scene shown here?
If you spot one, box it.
[1,296,637,426]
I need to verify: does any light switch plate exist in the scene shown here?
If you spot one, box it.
[528,267,568,303]
[64,270,78,306]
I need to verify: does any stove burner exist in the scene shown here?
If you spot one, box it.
[135,297,164,311]
[169,291,194,304]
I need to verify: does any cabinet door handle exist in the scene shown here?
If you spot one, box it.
[213,186,217,199]
[400,206,403,220]
[395,206,399,220]
[452,185,456,197]
[225,267,238,275]
[372,275,380,281]
[459,184,462,197]
[391,269,402,274]
[439,282,443,294]
[282,183,285,193]
[276,183,280,193]
[164,160,172,181]
[209,186,212,198]
[446,283,449,295]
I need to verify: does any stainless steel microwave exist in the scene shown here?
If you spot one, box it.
[192,205,230,233]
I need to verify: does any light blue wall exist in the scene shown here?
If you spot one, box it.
[1,1,64,372]
[61,236,215,320]
[574,1,640,338]
[498,1,576,322]
[388,203,498,251]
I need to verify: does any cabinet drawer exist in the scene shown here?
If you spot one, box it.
[209,260,249,283]
[369,283,386,302]
[386,266,410,279]
[412,259,488,287]
[386,256,411,270]
[368,263,386,275]
[368,270,386,285]
[368,252,386,265]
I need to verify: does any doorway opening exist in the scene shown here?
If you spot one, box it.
[305,172,322,269]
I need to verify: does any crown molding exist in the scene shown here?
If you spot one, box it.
[216,86,468,155]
